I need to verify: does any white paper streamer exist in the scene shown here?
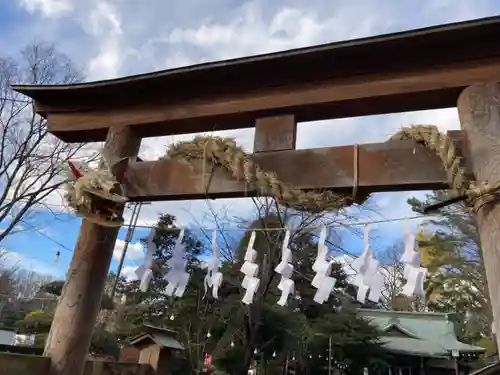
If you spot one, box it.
[366,271,385,302]
[401,266,427,296]
[240,231,260,304]
[351,226,372,274]
[353,277,369,303]
[351,226,370,303]
[350,226,383,303]
[202,231,224,299]
[274,229,294,306]
[400,222,428,297]
[311,227,336,304]
[135,228,157,292]
[163,229,190,297]
[401,224,418,264]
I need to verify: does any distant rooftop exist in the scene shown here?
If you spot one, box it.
[358,309,486,358]
[127,323,184,351]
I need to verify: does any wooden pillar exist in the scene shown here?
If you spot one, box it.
[254,114,297,153]
[457,83,500,350]
[44,126,141,375]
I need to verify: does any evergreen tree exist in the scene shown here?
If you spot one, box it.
[408,191,493,352]
[122,211,383,375]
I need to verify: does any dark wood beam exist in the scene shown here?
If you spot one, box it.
[254,115,297,153]
[122,135,471,202]
[43,58,500,142]
[13,17,500,142]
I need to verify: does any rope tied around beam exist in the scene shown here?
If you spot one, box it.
[165,125,499,214]
[165,136,368,213]
[63,124,499,222]
[390,125,500,213]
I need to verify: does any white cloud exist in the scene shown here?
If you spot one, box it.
[162,4,379,67]
[120,265,138,281]
[0,248,62,277]
[112,239,144,263]
[85,1,123,80]
[19,0,73,18]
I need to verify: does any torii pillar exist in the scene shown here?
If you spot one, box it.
[44,126,141,375]
[457,83,500,351]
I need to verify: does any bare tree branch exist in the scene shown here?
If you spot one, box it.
[0,42,86,243]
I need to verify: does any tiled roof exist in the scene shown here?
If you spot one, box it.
[128,333,184,351]
[358,309,486,357]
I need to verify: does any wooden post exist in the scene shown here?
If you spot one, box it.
[457,83,500,351]
[254,115,297,153]
[44,126,141,375]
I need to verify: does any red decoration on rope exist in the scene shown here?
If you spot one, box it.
[67,161,82,179]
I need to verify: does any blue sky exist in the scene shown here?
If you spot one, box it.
[1,0,499,281]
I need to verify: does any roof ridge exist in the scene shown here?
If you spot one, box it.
[381,323,421,339]
[358,308,451,319]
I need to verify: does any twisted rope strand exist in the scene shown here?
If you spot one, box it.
[65,124,498,222]
[166,125,499,213]
[165,136,357,213]
[391,125,500,211]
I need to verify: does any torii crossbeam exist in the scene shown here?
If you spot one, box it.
[13,15,500,375]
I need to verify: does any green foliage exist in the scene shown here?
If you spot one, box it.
[0,301,30,330]
[39,280,114,310]
[12,310,119,357]
[101,295,115,310]
[39,280,64,295]
[121,212,383,375]
[408,191,492,349]
[122,214,204,320]
[35,333,48,348]
[15,310,53,333]
[90,326,120,358]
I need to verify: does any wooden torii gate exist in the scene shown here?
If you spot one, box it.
[13,15,500,375]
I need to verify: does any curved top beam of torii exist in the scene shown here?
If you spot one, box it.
[11,15,500,143]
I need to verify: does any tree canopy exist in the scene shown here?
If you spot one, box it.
[0,42,85,243]
[408,191,493,354]
[118,210,384,375]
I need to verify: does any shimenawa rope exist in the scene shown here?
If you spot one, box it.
[65,124,499,223]
[165,125,499,214]
[390,125,500,212]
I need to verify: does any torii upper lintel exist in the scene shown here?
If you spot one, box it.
[12,15,500,143]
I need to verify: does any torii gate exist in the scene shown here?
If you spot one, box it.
[13,15,500,375]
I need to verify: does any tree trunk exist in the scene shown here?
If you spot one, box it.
[43,126,141,375]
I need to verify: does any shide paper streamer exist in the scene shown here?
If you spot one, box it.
[202,231,224,299]
[133,221,428,305]
[350,226,372,302]
[351,226,384,303]
[311,227,336,304]
[274,229,294,306]
[135,228,156,292]
[400,223,428,297]
[164,229,190,297]
[240,231,260,304]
